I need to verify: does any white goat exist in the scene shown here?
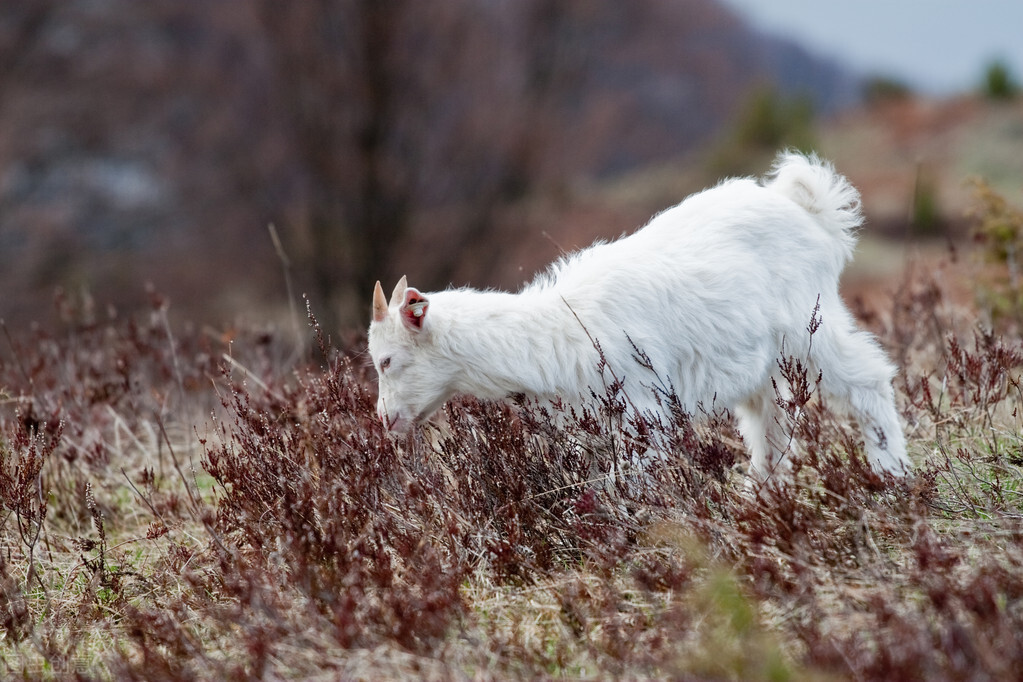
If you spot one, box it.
[368,152,909,481]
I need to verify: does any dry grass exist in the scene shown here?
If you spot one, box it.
[2,253,1023,680]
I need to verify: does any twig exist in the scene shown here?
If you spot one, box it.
[268,222,304,358]
[121,468,170,529]
[155,415,232,558]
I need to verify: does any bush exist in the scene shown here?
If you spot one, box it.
[0,279,1022,679]
[911,165,944,236]
[969,178,1023,322]
[863,75,914,104]
[981,59,1020,100]
[709,85,817,177]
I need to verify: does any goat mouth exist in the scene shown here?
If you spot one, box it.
[383,402,445,433]
[391,409,438,432]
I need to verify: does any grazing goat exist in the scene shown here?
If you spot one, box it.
[368,152,909,481]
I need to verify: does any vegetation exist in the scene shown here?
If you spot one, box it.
[910,164,944,236]
[709,86,818,176]
[1,231,1022,681]
[969,179,1023,322]
[981,59,1020,100]
[862,75,914,104]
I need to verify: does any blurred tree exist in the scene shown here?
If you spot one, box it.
[707,85,817,177]
[862,75,913,105]
[0,0,56,78]
[909,164,942,236]
[256,0,593,328]
[733,86,815,152]
[969,178,1023,321]
[258,0,428,328]
[981,59,1019,100]
[429,0,594,286]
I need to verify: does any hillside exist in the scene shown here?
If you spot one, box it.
[822,95,1023,233]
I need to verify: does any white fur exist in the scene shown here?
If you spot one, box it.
[368,152,909,480]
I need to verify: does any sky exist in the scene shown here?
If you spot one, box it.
[719,0,1023,94]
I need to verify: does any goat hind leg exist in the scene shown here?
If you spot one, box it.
[815,325,909,476]
[736,389,797,485]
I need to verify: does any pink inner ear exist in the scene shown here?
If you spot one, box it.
[401,289,429,330]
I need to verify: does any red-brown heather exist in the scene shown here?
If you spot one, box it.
[2,219,1023,679]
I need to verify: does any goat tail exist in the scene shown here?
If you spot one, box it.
[764,150,861,264]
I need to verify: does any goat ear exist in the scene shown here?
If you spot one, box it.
[389,275,408,307]
[400,287,429,331]
[372,281,388,322]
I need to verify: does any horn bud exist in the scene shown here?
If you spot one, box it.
[372,281,388,322]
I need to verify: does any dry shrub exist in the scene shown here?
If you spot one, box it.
[0,274,1021,680]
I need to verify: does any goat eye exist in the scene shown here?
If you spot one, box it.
[380,357,391,371]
